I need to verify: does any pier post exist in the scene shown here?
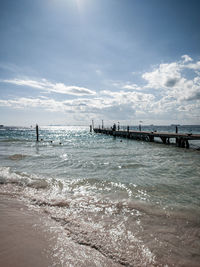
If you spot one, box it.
[161,137,166,144]
[178,138,186,148]
[127,126,130,138]
[181,139,185,148]
[175,126,178,144]
[36,124,39,142]
[176,138,178,144]
[185,139,190,149]
[178,138,181,147]
[149,135,154,142]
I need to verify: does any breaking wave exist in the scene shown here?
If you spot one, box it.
[0,167,200,266]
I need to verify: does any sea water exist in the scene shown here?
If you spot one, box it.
[0,125,200,266]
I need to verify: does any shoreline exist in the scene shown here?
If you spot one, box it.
[0,193,123,267]
[1,183,200,267]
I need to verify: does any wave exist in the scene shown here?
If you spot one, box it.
[8,154,27,161]
[0,139,26,142]
[0,167,200,266]
[0,168,155,266]
[0,167,49,189]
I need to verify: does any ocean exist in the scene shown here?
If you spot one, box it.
[0,125,200,266]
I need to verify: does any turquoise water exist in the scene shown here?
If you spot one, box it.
[0,125,200,266]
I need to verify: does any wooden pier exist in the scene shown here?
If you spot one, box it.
[93,128,200,148]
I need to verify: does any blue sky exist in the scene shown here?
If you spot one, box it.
[0,0,200,126]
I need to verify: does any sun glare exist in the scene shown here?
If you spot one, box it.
[75,0,84,13]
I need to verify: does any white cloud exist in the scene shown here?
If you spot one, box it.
[122,83,143,90]
[1,55,200,125]
[0,89,155,122]
[132,55,200,123]
[142,56,200,102]
[2,78,96,96]
[99,90,155,115]
[142,62,181,89]
[51,83,96,95]
[186,61,200,70]
[0,97,65,111]
[111,81,143,91]
[179,76,200,101]
[3,79,45,89]
[181,55,193,63]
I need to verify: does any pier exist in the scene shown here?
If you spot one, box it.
[93,128,200,148]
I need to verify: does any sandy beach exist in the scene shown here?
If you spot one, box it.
[0,193,57,267]
[0,192,123,267]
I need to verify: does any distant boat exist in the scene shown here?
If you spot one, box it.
[171,124,180,126]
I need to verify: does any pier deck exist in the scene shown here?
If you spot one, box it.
[93,128,200,148]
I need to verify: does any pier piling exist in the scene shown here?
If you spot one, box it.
[36,124,39,142]
[186,139,190,149]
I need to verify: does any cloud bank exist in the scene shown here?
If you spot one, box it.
[1,55,200,124]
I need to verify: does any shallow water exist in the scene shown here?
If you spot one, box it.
[0,125,200,266]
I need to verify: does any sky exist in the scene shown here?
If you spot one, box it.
[0,0,200,126]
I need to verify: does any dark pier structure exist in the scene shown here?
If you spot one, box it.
[93,127,200,149]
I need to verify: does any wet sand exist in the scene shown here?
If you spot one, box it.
[0,193,122,267]
[0,194,57,267]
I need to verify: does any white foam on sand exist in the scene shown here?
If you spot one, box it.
[0,194,123,267]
